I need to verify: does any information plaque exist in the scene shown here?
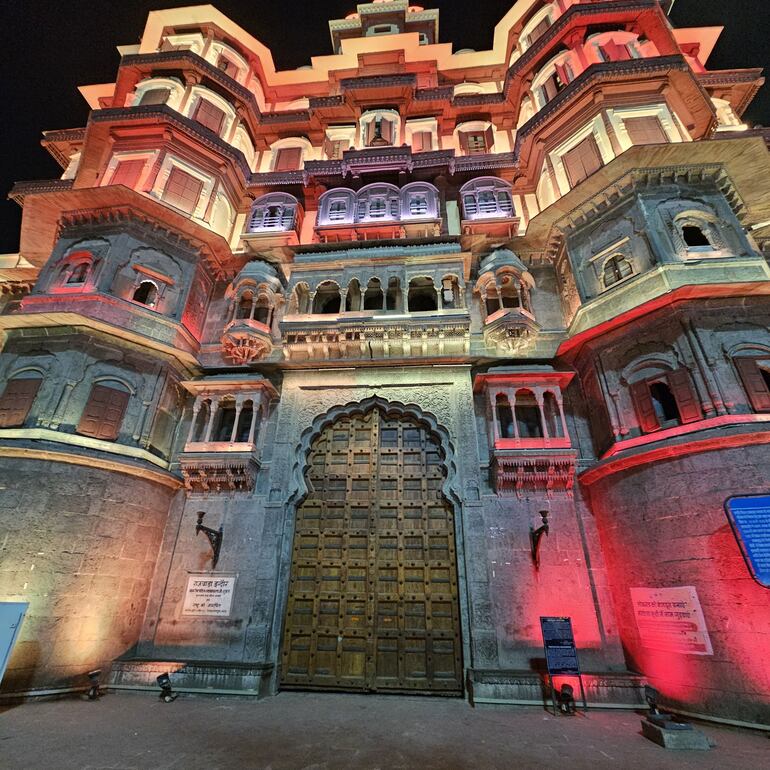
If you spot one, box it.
[540,616,587,712]
[725,495,770,588]
[182,574,237,617]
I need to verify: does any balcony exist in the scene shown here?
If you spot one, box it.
[483,306,540,353]
[242,193,304,249]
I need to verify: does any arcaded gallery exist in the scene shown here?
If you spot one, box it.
[0,0,769,728]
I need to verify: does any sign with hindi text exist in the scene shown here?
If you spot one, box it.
[183,574,236,617]
[540,616,581,676]
[725,495,770,588]
[630,586,713,655]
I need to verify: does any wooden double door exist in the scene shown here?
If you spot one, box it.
[281,409,462,694]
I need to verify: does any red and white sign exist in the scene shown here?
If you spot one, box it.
[630,586,713,656]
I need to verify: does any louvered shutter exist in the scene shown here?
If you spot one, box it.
[625,116,668,145]
[110,160,145,189]
[77,384,130,441]
[365,119,377,146]
[0,378,42,428]
[163,168,203,215]
[630,380,660,433]
[528,18,550,46]
[275,147,302,171]
[667,369,702,424]
[412,131,433,152]
[554,62,571,87]
[484,126,495,153]
[458,131,470,154]
[734,358,770,412]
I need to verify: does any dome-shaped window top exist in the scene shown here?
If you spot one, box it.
[461,178,515,220]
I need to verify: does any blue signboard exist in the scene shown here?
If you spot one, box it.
[725,495,770,588]
[540,616,581,676]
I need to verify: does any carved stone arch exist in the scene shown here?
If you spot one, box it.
[621,354,679,386]
[727,341,770,358]
[286,396,461,511]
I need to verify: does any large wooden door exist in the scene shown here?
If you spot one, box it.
[281,409,462,694]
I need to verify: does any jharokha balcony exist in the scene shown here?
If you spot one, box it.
[179,377,276,492]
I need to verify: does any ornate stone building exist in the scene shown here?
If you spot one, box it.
[1,0,769,724]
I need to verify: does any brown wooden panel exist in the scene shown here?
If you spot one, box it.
[281,409,462,693]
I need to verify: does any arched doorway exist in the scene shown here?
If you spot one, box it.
[280,405,462,694]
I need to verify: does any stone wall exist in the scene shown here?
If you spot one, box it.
[0,457,179,693]
[586,443,770,723]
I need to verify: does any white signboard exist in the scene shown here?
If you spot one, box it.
[630,586,713,656]
[182,574,236,617]
[0,602,28,684]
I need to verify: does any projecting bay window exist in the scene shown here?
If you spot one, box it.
[734,357,770,413]
[490,388,569,446]
[192,99,226,135]
[537,63,572,106]
[460,178,515,220]
[630,369,702,434]
[364,115,396,147]
[459,126,494,155]
[162,167,203,215]
[76,383,131,442]
[0,376,42,428]
[562,135,603,188]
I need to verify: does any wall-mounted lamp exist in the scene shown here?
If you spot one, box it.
[196,511,223,569]
[530,509,549,568]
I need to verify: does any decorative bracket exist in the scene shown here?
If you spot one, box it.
[530,509,549,568]
[196,511,223,569]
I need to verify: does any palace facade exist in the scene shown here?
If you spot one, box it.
[1,0,769,724]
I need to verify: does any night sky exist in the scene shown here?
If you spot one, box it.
[1,0,767,254]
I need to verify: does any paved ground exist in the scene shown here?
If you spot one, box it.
[0,691,767,769]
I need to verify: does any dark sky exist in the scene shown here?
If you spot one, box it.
[1,0,767,254]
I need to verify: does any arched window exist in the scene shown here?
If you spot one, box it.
[211,398,237,442]
[485,285,501,315]
[313,282,341,314]
[602,255,633,287]
[499,275,521,308]
[237,290,254,320]
[460,178,515,219]
[0,374,43,428]
[193,400,211,441]
[363,278,384,311]
[543,392,563,438]
[441,276,460,308]
[235,400,254,443]
[515,390,543,439]
[133,281,158,307]
[346,278,361,312]
[496,394,514,439]
[361,111,398,147]
[318,189,356,226]
[248,193,299,233]
[650,381,680,425]
[67,262,90,285]
[356,184,400,222]
[408,277,438,312]
[288,283,311,315]
[630,369,701,434]
[682,226,710,248]
[401,182,440,220]
[191,98,226,135]
[386,277,401,311]
[254,295,272,326]
[734,357,770,413]
[77,381,131,441]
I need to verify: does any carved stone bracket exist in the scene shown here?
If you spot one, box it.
[492,451,577,499]
[180,452,259,493]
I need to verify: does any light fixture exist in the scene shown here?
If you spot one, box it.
[196,511,223,569]
[530,509,549,567]
[558,682,576,715]
[86,669,102,701]
[645,685,661,715]
[157,672,178,702]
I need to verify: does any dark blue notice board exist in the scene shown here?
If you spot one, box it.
[540,616,580,676]
[725,495,770,588]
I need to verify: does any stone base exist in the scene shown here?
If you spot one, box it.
[468,669,647,708]
[108,658,273,697]
[641,719,712,750]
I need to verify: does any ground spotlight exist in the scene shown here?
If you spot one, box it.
[645,685,661,715]
[558,683,576,715]
[86,669,102,701]
[156,672,178,703]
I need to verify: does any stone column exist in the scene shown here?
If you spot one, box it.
[204,397,220,442]
[187,398,202,443]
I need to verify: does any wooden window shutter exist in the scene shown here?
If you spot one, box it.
[625,116,668,145]
[275,147,302,171]
[324,137,348,159]
[484,126,495,152]
[0,378,42,428]
[554,62,571,87]
[734,358,770,412]
[528,18,550,45]
[138,88,170,106]
[192,99,226,134]
[412,131,432,152]
[563,136,602,187]
[458,131,470,154]
[667,369,702,424]
[163,168,203,215]
[77,384,130,441]
[380,118,394,145]
[630,380,660,434]
[111,159,145,189]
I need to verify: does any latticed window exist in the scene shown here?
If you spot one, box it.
[602,255,633,287]
[461,178,515,219]
[162,168,203,215]
[247,193,299,232]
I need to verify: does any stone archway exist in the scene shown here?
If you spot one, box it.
[280,399,463,694]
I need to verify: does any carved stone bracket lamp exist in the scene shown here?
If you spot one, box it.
[196,511,223,569]
[530,509,549,568]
